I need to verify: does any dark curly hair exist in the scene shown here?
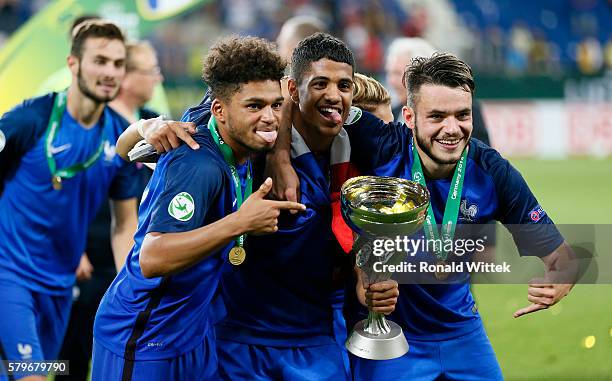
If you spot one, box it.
[403,52,475,109]
[291,32,354,84]
[202,36,286,102]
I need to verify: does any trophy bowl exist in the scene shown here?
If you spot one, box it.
[341,176,429,236]
[341,176,430,360]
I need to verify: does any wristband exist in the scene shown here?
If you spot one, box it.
[136,119,146,138]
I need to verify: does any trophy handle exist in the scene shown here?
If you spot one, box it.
[364,311,391,335]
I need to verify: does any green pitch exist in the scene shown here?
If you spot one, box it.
[473,158,612,380]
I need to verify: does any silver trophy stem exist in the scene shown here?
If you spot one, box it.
[345,236,409,360]
[364,311,390,335]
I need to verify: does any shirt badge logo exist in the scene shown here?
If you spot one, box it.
[18,343,33,359]
[168,192,195,221]
[343,106,362,125]
[49,143,72,154]
[104,141,116,162]
[529,205,546,222]
[460,199,478,221]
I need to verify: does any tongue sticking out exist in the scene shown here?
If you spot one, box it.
[329,110,342,125]
[256,130,278,143]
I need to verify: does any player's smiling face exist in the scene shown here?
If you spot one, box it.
[217,80,284,156]
[70,37,126,103]
[405,84,473,166]
[292,58,353,139]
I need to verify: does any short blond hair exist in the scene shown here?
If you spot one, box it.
[352,73,391,112]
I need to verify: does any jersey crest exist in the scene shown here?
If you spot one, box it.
[168,192,195,221]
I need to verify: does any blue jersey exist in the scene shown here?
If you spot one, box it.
[345,110,564,340]
[215,130,348,347]
[0,93,138,295]
[93,126,247,360]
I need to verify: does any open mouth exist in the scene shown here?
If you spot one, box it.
[434,137,463,150]
[255,130,278,143]
[318,106,343,125]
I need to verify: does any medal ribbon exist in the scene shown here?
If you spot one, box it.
[411,138,467,261]
[207,116,253,248]
[44,92,106,183]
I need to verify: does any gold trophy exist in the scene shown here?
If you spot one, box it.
[341,176,429,360]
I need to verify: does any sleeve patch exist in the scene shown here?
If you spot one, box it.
[528,205,546,222]
[168,192,195,221]
[344,106,363,125]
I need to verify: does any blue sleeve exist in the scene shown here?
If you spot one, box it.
[147,150,224,233]
[107,111,141,200]
[0,96,52,189]
[344,107,411,172]
[485,150,564,257]
[108,161,140,200]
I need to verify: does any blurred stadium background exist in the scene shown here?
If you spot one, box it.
[1,0,610,380]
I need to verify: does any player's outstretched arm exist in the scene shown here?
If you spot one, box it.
[116,116,199,161]
[513,241,578,318]
[355,267,400,315]
[264,98,300,203]
[140,178,306,278]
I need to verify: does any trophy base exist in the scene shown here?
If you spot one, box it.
[345,319,409,360]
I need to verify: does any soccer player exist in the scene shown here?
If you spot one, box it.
[56,40,163,381]
[91,36,305,380]
[114,33,400,381]
[343,53,577,380]
[0,20,139,381]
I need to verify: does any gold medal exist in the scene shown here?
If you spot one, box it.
[435,260,449,281]
[229,246,246,266]
[52,175,62,190]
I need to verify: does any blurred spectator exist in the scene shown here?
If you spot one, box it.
[110,41,163,122]
[276,14,326,62]
[402,4,428,37]
[605,36,612,70]
[506,22,533,74]
[384,37,436,121]
[576,37,604,74]
[529,30,552,74]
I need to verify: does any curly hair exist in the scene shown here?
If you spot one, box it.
[202,36,286,102]
[403,52,475,109]
[352,73,391,112]
[70,20,125,59]
[291,32,354,84]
